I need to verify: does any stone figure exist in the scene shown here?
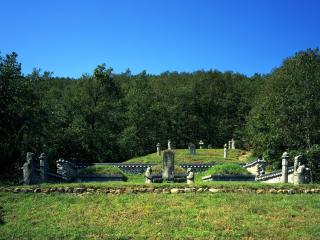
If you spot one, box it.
[156,143,161,156]
[224,143,228,159]
[162,150,174,181]
[23,152,37,185]
[189,143,196,155]
[199,140,204,149]
[145,166,153,184]
[231,138,235,149]
[293,155,309,185]
[168,140,172,150]
[186,168,194,184]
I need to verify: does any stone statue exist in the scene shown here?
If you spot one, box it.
[224,143,228,159]
[199,140,204,149]
[189,143,196,155]
[23,152,37,185]
[39,152,48,182]
[156,143,161,156]
[168,140,172,150]
[293,155,309,185]
[186,168,194,184]
[257,158,266,177]
[145,166,153,184]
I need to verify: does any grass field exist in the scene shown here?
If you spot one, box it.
[125,149,253,164]
[1,192,320,239]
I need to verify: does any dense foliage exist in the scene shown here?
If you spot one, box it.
[1,49,320,180]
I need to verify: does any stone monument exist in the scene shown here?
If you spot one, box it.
[293,155,309,185]
[224,143,228,159]
[189,143,196,155]
[199,140,204,149]
[162,150,174,181]
[281,152,289,183]
[39,152,48,182]
[186,168,194,184]
[145,166,153,184]
[231,138,235,149]
[156,143,161,156]
[23,152,37,185]
[168,140,173,150]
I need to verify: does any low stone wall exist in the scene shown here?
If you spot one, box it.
[202,174,256,182]
[2,186,320,195]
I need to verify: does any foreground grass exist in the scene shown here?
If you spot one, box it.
[125,149,251,164]
[1,192,320,239]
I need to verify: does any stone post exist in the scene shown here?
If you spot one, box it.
[186,168,194,184]
[281,152,289,183]
[39,153,48,182]
[156,143,161,156]
[231,138,235,149]
[162,150,174,181]
[224,143,228,159]
[228,141,231,149]
[199,140,204,149]
[23,152,37,185]
[168,140,172,150]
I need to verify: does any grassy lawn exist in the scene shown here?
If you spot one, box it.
[125,149,252,164]
[1,192,319,239]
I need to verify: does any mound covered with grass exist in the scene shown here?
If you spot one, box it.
[202,163,252,176]
[125,149,252,164]
[80,165,126,176]
[151,165,186,175]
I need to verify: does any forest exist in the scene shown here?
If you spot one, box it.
[1,49,320,180]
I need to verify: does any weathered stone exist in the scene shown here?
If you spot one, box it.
[189,143,196,155]
[13,188,21,193]
[162,189,171,194]
[196,188,204,193]
[186,168,194,184]
[256,189,265,194]
[199,140,204,149]
[145,166,152,184]
[34,188,41,193]
[156,143,161,156]
[281,152,289,183]
[170,188,181,194]
[269,188,277,194]
[167,140,173,150]
[223,144,228,159]
[57,187,65,193]
[39,153,48,182]
[162,150,174,181]
[231,138,236,149]
[209,188,222,193]
[23,152,37,185]
[74,187,86,194]
[293,155,309,185]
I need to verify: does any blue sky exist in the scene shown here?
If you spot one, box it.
[1,0,320,78]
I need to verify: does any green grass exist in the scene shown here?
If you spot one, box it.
[125,148,251,164]
[80,165,126,175]
[1,192,320,239]
[201,163,252,176]
[151,165,186,174]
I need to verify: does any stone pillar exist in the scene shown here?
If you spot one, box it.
[145,166,153,184]
[224,143,228,159]
[228,141,231,149]
[39,153,48,182]
[186,168,194,184]
[23,152,37,185]
[281,152,289,183]
[199,140,204,149]
[189,143,196,155]
[162,150,174,181]
[156,143,161,156]
[168,140,172,150]
[231,138,235,149]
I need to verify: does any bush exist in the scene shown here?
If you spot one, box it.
[306,145,320,183]
[204,164,251,176]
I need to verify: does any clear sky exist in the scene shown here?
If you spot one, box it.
[1,0,320,78]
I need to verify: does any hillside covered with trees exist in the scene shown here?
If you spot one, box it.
[1,49,320,180]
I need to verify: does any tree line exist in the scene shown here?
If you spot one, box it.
[1,49,320,181]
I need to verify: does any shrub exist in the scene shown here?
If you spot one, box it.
[204,164,251,176]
